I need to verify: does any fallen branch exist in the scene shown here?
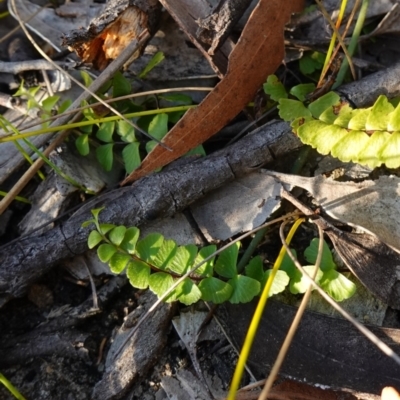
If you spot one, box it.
[0,120,300,303]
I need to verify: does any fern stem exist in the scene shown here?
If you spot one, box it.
[236,227,267,273]
[333,0,370,88]
[0,191,30,204]
[0,373,26,400]
[227,218,305,400]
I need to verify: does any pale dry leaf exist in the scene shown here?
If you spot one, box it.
[191,172,289,241]
[265,170,400,253]
[9,0,105,51]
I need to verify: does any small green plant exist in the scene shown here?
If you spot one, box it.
[75,70,204,174]
[85,209,355,304]
[264,75,400,169]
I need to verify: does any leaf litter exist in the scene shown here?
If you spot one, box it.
[3,0,397,400]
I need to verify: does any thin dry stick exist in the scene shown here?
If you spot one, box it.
[9,0,161,144]
[314,0,356,80]
[13,87,213,133]
[112,211,302,361]
[258,223,324,400]
[318,0,361,87]
[0,2,49,45]
[279,189,400,366]
[0,35,150,214]
[0,59,81,74]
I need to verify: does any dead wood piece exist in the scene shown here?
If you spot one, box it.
[0,276,126,367]
[196,0,253,55]
[92,291,175,399]
[0,329,91,367]
[158,0,234,77]
[62,0,161,70]
[219,300,400,394]
[337,60,400,107]
[0,120,300,303]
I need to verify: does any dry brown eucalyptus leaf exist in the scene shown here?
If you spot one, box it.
[121,0,304,184]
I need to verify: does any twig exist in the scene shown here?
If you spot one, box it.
[258,222,324,400]
[0,2,49,45]
[280,189,400,366]
[9,0,164,145]
[0,30,150,214]
[0,93,35,117]
[14,87,213,133]
[314,0,356,80]
[0,60,84,74]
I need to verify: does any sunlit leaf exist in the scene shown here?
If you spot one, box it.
[193,245,217,277]
[120,227,140,254]
[331,130,370,163]
[88,230,103,249]
[109,252,131,273]
[135,233,164,262]
[214,242,240,279]
[127,260,150,289]
[122,142,141,173]
[116,120,136,142]
[308,92,340,118]
[175,278,202,305]
[379,131,400,169]
[319,269,357,302]
[388,102,400,131]
[263,74,288,102]
[228,275,260,304]
[167,244,198,275]
[138,51,165,79]
[108,225,127,246]
[41,95,60,112]
[366,95,394,131]
[289,265,323,294]
[358,131,390,168]
[152,239,177,269]
[97,243,117,262]
[148,113,169,141]
[347,108,369,130]
[149,272,177,302]
[262,269,289,296]
[198,277,233,304]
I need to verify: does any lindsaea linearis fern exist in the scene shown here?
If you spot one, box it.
[264,74,400,169]
[84,208,355,304]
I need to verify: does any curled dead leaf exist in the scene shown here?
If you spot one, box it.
[121,0,304,184]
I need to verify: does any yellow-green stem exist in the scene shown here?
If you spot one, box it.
[0,373,26,400]
[227,218,305,400]
[0,105,195,143]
